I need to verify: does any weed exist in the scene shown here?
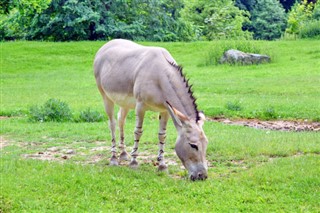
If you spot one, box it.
[0,195,13,212]
[29,99,72,122]
[257,107,278,120]
[299,20,320,39]
[76,108,104,122]
[226,101,242,111]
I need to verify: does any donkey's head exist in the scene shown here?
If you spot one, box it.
[166,103,208,181]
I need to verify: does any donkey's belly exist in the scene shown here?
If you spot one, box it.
[107,92,136,109]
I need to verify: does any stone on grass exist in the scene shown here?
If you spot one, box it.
[220,49,271,65]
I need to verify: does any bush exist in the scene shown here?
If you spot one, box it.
[1,0,193,41]
[285,0,315,37]
[299,20,320,38]
[29,99,72,122]
[182,0,252,40]
[226,101,242,111]
[76,108,104,123]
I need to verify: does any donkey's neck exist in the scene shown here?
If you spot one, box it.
[161,62,200,122]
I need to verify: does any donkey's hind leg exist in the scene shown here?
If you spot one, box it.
[118,107,130,162]
[100,90,118,166]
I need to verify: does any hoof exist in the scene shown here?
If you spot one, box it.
[158,164,168,172]
[129,159,139,169]
[109,156,119,166]
[119,151,130,161]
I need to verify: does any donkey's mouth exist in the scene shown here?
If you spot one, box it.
[190,171,208,181]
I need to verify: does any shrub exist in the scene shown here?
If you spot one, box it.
[226,101,242,111]
[76,108,104,123]
[299,20,320,38]
[285,0,315,37]
[182,0,252,40]
[29,99,72,122]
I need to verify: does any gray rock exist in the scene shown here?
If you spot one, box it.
[220,49,271,65]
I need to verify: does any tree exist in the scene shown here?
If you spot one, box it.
[182,0,252,40]
[0,0,51,40]
[1,0,193,41]
[0,0,14,14]
[286,0,315,35]
[235,0,256,12]
[250,0,287,40]
[279,0,298,12]
[285,0,320,38]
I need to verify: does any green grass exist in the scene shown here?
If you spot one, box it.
[1,40,320,120]
[1,40,320,212]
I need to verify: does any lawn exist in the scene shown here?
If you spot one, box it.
[1,40,320,212]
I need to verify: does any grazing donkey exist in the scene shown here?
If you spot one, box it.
[94,39,208,180]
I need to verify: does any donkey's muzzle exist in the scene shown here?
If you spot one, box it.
[190,171,208,181]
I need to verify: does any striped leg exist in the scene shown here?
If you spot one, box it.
[118,107,130,162]
[100,91,118,166]
[130,102,145,168]
[158,112,169,171]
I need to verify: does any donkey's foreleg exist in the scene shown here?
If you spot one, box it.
[130,102,145,168]
[118,107,130,162]
[158,112,170,171]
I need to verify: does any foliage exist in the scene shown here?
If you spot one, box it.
[286,0,315,36]
[299,19,320,38]
[181,0,252,40]
[0,0,52,40]
[0,0,13,14]
[29,98,72,122]
[279,0,298,12]
[226,100,242,111]
[76,108,104,123]
[27,0,101,41]
[235,0,296,12]
[0,0,193,41]
[235,0,256,11]
[313,1,320,20]
[250,0,287,40]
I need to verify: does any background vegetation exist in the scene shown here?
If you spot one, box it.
[1,0,320,41]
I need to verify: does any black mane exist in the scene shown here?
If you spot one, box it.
[167,61,200,122]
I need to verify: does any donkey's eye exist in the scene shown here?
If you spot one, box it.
[189,143,198,151]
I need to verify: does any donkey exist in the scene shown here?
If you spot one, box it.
[94,39,208,181]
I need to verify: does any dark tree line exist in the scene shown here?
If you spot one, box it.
[0,0,319,41]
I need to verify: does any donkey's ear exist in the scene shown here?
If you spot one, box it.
[166,101,189,128]
[197,111,206,128]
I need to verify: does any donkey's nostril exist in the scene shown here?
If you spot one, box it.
[198,172,207,180]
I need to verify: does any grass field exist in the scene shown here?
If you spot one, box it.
[1,40,320,212]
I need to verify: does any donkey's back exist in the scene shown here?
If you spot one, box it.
[94,39,176,110]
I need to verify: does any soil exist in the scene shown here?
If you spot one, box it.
[0,136,9,150]
[208,117,320,132]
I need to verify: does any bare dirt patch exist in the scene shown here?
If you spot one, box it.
[0,116,10,120]
[209,117,320,132]
[0,136,10,150]
[21,142,182,170]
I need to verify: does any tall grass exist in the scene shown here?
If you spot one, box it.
[202,40,271,66]
[299,20,320,39]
